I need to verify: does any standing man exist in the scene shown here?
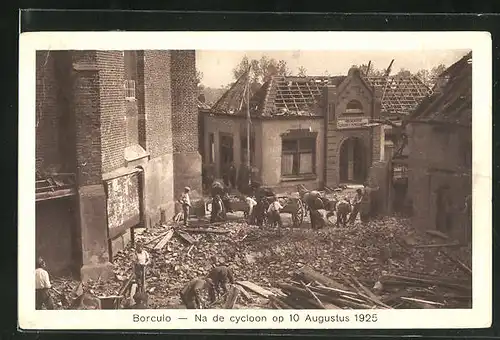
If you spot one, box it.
[243,194,257,224]
[267,196,283,229]
[132,243,151,292]
[228,162,237,190]
[35,257,55,310]
[348,189,364,225]
[179,187,192,226]
[360,182,380,224]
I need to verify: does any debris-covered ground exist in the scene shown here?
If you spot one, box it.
[51,205,472,310]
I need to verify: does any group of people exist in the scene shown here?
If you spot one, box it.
[132,242,236,309]
[301,184,378,230]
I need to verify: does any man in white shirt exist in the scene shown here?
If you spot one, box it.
[132,243,151,291]
[244,195,257,224]
[179,187,192,226]
[35,257,54,310]
[267,196,283,228]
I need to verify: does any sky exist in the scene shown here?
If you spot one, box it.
[196,49,470,88]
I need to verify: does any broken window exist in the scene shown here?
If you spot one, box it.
[344,100,364,115]
[281,137,316,177]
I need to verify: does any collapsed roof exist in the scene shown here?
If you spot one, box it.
[410,52,472,126]
[210,69,430,119]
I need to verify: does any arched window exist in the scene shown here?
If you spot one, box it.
[345,100,363,114]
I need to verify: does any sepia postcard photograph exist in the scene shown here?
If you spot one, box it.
[18,31,491,330]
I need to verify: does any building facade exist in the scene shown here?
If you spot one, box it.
[407,52,472,242]
[36,50,202,280]
[202,67,428,193]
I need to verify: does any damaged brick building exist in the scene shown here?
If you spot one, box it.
[201,66,429,196]
[36,50,202,280]
[406,52,472,242]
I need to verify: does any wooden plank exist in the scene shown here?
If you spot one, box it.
[425,230,450,239]
[224,286,240,309]
[299,281,325,309]
[268,296,293,309]
[295,266,349,291]
[235,285,252,301]
[413,242,461,249]
[401,296,444,306]
[381,274,472,292]
[181,227,230,234]
[145,231,169,247]
[350,276,393,309]
[175,230,196,245]
[440,250,472,275]
[118,275,133,297]
[314,285,358,297]
[153,229,175,250]
[236,281,275,298]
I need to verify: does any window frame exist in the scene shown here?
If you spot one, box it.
[280,135,317,179]
[124,79,136,101]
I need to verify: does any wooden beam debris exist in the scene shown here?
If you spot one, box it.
[300,281,326,309]
[440,250,472,275]
[153,229,175,250]
[224,286,241,309]
[236,281,275,298]
[425,230,450,240]
[175,230,196,245]
[413,242,461,249]
[181,227,230,234]
[295,266,349,291]
[145,230,171,247]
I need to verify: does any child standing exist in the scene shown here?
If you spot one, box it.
[179,187,192,226]
[35,257,54,310]
[132,243,150,292]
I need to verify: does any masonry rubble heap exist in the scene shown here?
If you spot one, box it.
[51,204,472,309]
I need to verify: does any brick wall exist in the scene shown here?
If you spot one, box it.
[143,51,173,157]
[170,51,198,153]
[170,50,202,196]
[97,51,127,174]
[72,51,103,186]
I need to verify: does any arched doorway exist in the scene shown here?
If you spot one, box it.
[339,137,366,183]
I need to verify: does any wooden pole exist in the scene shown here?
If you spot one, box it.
[246,66,251,169]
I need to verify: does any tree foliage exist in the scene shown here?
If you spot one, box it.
[232,56,292,96]
[228,56,451,94]
[297,66,307,77]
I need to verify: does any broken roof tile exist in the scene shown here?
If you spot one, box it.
[210,72,429,119]
[411,52,472,126]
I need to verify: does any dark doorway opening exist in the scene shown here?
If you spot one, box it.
[339,137,366,183]
[219,133,234,183]
[435,185,453,233]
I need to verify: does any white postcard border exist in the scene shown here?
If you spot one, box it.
[18,31,492,330]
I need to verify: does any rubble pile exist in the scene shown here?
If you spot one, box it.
[271,266,471,310]
[51,214,472,309]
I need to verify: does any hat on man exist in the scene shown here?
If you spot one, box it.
[184,187,191,192]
